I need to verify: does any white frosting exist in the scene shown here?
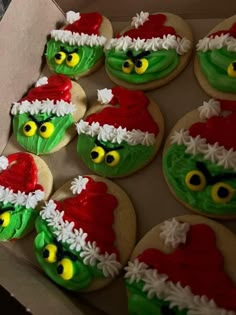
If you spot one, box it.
[105,35,191,55]
[198,99,221,119]
[76,120,156,146]
[67,227,88,251]
[70,176,89,195]
[11,99,75,117]
[97,88,113,104]
[131,11,149,28]
[125,260,236,314]
[160,218,190,248]
[0,156,9,171]
[35,77,48,87]
[80,241,100,266]
[66,11,80,24]
[51,30,107,47]
[196,34,236,52]
[184,135,207,155]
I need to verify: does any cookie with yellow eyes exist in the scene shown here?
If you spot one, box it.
[11,74,87,155]
[34,175,136,292]
[104,11,193,91]
[195,15,236,100]
[163,98,236,219]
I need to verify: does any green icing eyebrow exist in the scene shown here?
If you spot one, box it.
[95,139,124,152]
[28,114,55,126]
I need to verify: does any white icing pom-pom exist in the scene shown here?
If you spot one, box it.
[160,218,190,248]
[97,88,114,104]
[0,156,8,171]
[70,176,89,195]
[198,99,221,120]
[131,11,149,28]
[35,76,48,87]
[66,11,81,24]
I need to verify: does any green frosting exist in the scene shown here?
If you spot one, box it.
[77,134,155,177]
[46,39,104,77]
[163,144,236,216]
[13,113,73,155]
[0,202,38,240]
[198,48,236,93]
[34,217,104,291]
[126,279,187,315]
[105,49,179,84]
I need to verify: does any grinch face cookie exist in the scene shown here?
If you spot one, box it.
[163,98,236,219]
[124,215,236,315]
[34,175,136,291]
[105,12,192,90]
[46,11,113,79]
[76,86,164,178]
[11,74,87,155]
[0,152,52,240]
[195,16,236,100]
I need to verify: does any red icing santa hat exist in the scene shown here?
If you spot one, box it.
[76,86,159,146]
[11,74,75,117]
[40,176,121,278]
[105,12,191,55]
[0,153,44,209]
[170,98,236,170]
[50,11,107,47]
[125,218,236,313]
[197,22,236,52]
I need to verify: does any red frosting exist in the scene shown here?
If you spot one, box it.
[55,177,119,258]
[21,74,72,103]
[208,22,236,38]
[121,14,176,40]
[65,12,102,36]
[0,153,43,194]
[86,86,159,135]
[138,224,236,310]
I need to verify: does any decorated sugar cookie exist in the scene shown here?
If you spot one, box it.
[105,11,192,90]
[34,175,136,291]
[195,15,236,100]
[163,98,236,219]
[0,152,53,240]
[76,86,164,178]
[125,215,236,315]
[11,74,87,155]
[46,11,113,79]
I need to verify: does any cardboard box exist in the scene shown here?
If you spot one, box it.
[1,0,236,314]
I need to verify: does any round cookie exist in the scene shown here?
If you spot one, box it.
[46,11,113,79]
[195,15,236,100]
[105,11,193,91]
[0,152,53,240]
[124,215,236,315]
[11,74,87,155]
[163,98,236,219]
[76,86,164,178]
[34,175,136,292]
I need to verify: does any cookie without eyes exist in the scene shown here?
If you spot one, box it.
[163,98,236,219]
[76,86,164,178]
[34,175,136,292]
[0,152,53,240]
[195,15,236,100]
[46,11,113,79]
[105,11,193,91]
[124,215,236,315]
[11,74,87,155]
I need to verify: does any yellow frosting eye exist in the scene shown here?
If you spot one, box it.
[23,121,37,137]
[39,122,55,138]
[211,182,235,203]
[43,244,58,263]
[0,212,10,227]
[57,258,74,280]
[122,59,134,74]
[185,170,206,191]
[135,58,149,74]
[54,51,66,65]
[66,53,80,67]
[90,146,105,163]
[227,61,236,78]
[105,150,120,167]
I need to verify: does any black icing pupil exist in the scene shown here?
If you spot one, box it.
[24,125,31,132]
[0,219,4,225]
[91,151,99,159]
[135,60,142,68]
[123,61,130,68]
[57,264,64,275]
[40,126,47,133]
[232,62,236,71]
[190,174,201,186]
[106,155,114,164]
[43,249,49,259]
[217,186,229,198]
[55,53,62,60]
[160,305,175,315]
[67,55,73,61]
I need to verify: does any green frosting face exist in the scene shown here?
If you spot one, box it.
[163,144,236,216]
[34,217,104,291]
[77,134,155,177]
[0,202,38,240]
[105,49,179,84]
[46,39,104,77]
[198,48,236,93]
[13,112,73,155]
